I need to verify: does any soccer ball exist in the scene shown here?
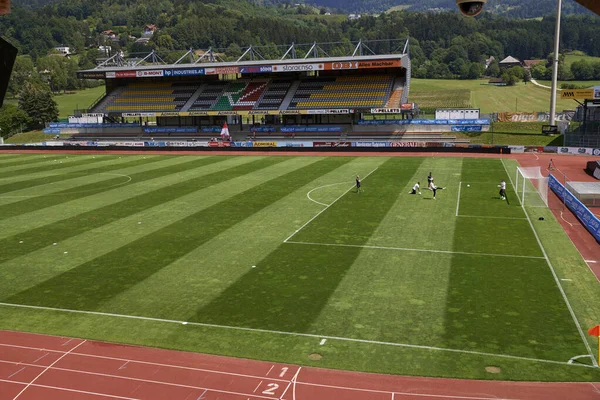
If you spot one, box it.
[418,192,422,195]
[467,184,470,187]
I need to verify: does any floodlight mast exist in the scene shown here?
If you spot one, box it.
[549,0,562,127]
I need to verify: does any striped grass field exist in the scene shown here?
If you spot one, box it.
[0,153,599,381]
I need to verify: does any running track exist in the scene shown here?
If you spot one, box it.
[0,330,599,400]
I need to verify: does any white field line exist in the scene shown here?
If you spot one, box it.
[283,167,379,243]
[13,339,86,400]
[560,211,574,227]
[455,182,462,217]
[0,302,589,369]
[285,241,545,260]
[0,378,140,400]
[306,183,346,207]
[457,215,527,221]
[0,344,290,384]
[501,158,598,368]
[568,355,592,364]
[0,359,274,400]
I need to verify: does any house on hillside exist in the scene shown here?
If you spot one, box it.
[523,59,544,69]
[499,56,522,68]
[143,24,157,37]
[54,46,71,55]
[348,14,361,20]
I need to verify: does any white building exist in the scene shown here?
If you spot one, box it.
[54,46,71,55]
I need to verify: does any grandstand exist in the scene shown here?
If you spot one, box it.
[67,41,487,143]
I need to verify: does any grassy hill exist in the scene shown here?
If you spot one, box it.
[409,79,577,114]
[53,86,105,118]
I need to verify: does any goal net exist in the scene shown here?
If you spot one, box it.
[515,167,549,208]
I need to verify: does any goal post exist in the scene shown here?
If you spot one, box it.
[515,167,549,208]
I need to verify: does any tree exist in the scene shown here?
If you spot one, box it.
[570,59,594,80]
[0,105,31,139]
[531,63,547,80]
[487,60,500,78]
[8,56,39,98]
[18,83,59,129]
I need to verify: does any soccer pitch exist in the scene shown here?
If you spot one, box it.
[1,153,600,381]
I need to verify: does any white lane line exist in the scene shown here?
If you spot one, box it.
[561,279,573,282]
[301,381,518,400]
[560,211,574,227]
[13,340,86,400]
[279,367,301,400]
[0,307,588,369]
[0,378,140,399]
[0,345,289,383]
[568,355,592,364]
[7,361,274,400]
[319,339,327,345]
[306,183,346,207]
[501,158,598,367]
[455,182,462,217]
[266,365,274,376]
[284,167,378,243]
[285,241,545,260]
[253,380,263,393]
[118,360,129,370]
[7,367,25,379]
[32,353,49,364]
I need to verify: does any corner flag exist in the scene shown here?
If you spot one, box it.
[588,325,600,365]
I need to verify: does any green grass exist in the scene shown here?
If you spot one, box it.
[3,130,70,144]
[410,79,575,113]
[54,86,105,118]
[564,53,600,69]
[0,154,599,381]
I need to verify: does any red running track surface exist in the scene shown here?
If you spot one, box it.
[0,330,599,400]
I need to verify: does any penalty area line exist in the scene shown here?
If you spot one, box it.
[501,158,598,368]
[285,241,546,260]
[0,302,587,369]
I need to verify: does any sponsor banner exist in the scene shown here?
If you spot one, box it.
[82,113,105,118]
[549,174,600,242]
[144,127,197,133]
[390,142,425,147]
[164,68,205,77]
[558,147,594,155]
[49,123,139,129]
[105,71,116,78]
[43,128,61,134]
[77,71,105,79]
[443,142,456,148]
[313,142,351,148]
[371,108,401,114]
[593,148,600,156]
[497,111,575,122]
[43,141,65,146]
[205,66,239,75]
[168,141,189,147]
[136,70,164,78]
[327,61,359,70]
[508,145,525,153]
[426,142,445,148]
[323,59,401,70]
[239,66,273,74]
[351,142,390,147]
[253,141,277,147]
[560,89,596,100]
[144,141,168,147]
[357,119,490,126]
[544,146,559,153]
[231,141,254,147]
[188,111,209,116]
[254,126,276,133]
[400,103,416,110]
[115,71,137,79]
[201,127,222,133]
[280,126,342,133]
[122,112,156,117]
[276,141,312,147]
[451,126,482,132]
[272,63,325,73]
[114,141,145,147]
[525,146,545,153]
[306,109,350,114]
[208,141,232,147]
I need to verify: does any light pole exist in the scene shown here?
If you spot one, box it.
[549,0,563,127]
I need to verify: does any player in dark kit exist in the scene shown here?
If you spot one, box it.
[427,172,433,190]
[356,175,362,193]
